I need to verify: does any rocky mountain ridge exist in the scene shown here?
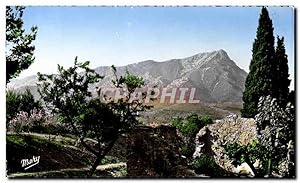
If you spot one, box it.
[8,49,247,103]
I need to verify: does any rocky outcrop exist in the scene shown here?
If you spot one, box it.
[127,125,196,177]
[193,115,257,173]
[234,162,255,177]
[193,126,215,158]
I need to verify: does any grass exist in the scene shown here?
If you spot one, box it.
[6,134,26,146]
[7,133,78,148]
[6,133,95,176]
[6,132,127,178]
[8,163,127,178]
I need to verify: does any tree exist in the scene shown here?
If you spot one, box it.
[275,36,290,106]
[6,88,42,122]
[6,6,38,83]
[255,95,295,177]
[241,7,276,117]
[37,57,151,175]
[288,90,295,106]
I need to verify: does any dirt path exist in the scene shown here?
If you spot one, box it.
[96,162,126,171]
[206,103,233,117]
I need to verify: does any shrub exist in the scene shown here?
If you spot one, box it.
[171,114,213,160]
[7,109,71,134]
[200,115,213,126]
[225,140,263,164]
[171,117,183,129]
[171,113,213,138]
[255,95,295,177]
[6,89,21,122]
[7,111,29,133]
[119,167,127,177]
[192,154,224,177]
[6,88,42,122]
[180,143,195,157]
[224,140,268,177]
[101,156,120,165]
[180,120,199,137]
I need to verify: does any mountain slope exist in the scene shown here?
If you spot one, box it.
[7,49,247,103]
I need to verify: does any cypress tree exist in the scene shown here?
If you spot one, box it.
[275,36,290,106]
[241,7,276,118]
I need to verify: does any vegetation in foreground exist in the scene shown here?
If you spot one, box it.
[7,132,128,178]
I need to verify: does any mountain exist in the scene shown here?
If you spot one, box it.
[7,49,247,103]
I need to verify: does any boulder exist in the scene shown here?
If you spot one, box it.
[193,116,257,173]
[127,125,193,177]
[234,162,255,177]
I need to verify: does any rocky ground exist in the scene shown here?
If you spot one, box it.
[193,115,257,174]
[7,113,260,178]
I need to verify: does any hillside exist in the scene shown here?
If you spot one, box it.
[8,49,247,103]
[6,133,127,178]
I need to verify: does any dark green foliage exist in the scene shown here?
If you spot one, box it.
[180,143,195,157]
[225,141,264,165]
[171,113,213,138]
[101,156,120,165]
[6,89,20,122]
[226,141,262,161]
[199,115,213,126]
[275,36,290,106]
[224,141,269,177]
[180,120,199,137]
[192,154,226,177]
[6,6,38,83]
[6,88,42,122]
[18,89,41,114]
[241,7,276,117]
[171,117,183,129]
[37,57,150,175]
[242,7,291,118]
[171,113,213,158]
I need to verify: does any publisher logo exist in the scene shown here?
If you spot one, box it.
[20,156,40,170]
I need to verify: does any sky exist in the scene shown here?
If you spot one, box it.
[18,6,294,88]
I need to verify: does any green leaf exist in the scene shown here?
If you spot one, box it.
[82,61,90,67]
[74,56,78,65]
[111,65,116,72]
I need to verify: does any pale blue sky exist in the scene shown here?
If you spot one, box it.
[18,6,294,88]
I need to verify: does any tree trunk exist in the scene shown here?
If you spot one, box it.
[89,138,118,176]
[266,158,272,177]
[89,154,103,176]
